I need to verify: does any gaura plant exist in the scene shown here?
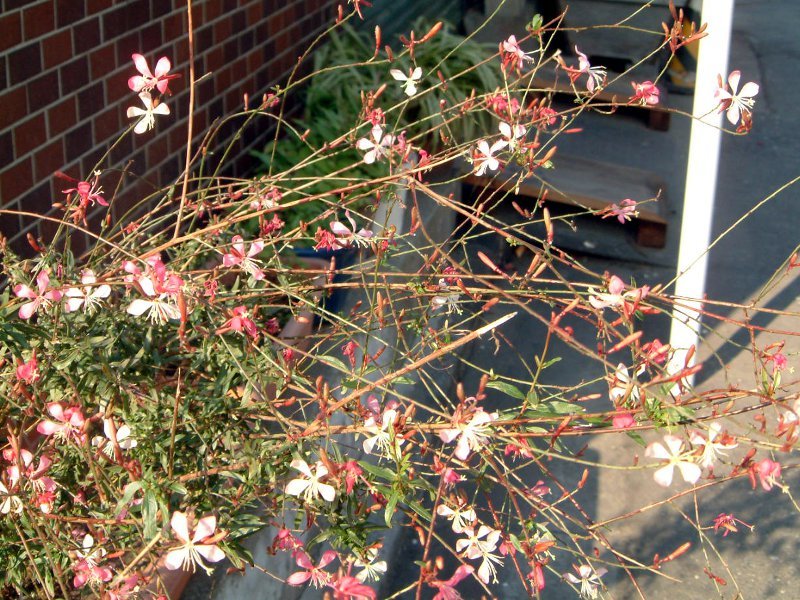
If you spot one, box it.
[0,1,793,599]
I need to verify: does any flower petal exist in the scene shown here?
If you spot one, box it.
[170,511,191,543]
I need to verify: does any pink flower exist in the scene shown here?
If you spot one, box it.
[600,199,638,224]
[630,81,660,106]
[564,46,606,92]
[588,275,649,312]
[222,235,265,280]
[14,271,62,319]
[755,458,782,491]
[286,550,337,587]
[712,512,753,537]
[612,411,635,429]
[164,511,226,574]
[16,353,39,384]
[436,503,476,534]
[356,125,394,164]
[126,92,170,134]
[499,121,526,151]
[62,174,108,208]
[440,407,498,461]
[72,534,113,589]
[430,564,473,600]
[128,54,178,95]
[501,35,535,72]
[37,402,86,444]
[342,341,358,368]
[218,306,259,339]
[6,449,56,510]
[715,70,759,126]
[645,435,701,487]
[472,139,508,176]
[328,574,377,599]
[329,213,375,249]
[270,527,304,555]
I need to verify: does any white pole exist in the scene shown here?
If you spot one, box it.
[667,0,734,381]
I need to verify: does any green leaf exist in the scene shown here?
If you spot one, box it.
[385,492,399,527]
[486,380,526,400]
[142,491,159,539]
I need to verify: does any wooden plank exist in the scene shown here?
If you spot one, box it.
[531,69,671,131]
[464,155,668,247]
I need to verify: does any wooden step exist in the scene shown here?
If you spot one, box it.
[464,154,668,248]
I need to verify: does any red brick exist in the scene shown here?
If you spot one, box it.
[0,12,22,53]
[8,42,43,86]
[163,13,184,40]
[72,16,101,54]
[87,0,114,14]
[56,0,86,28]
[34,139,65,181]
[0,87,28,130]
[27,70,59,113]
[146,135,168,166]
[47,97,77,136]
[89,44,116,80]
[42,30,72,70]
[13,114,47,158]
[214,19,233,45]
[93,106,120,143]
[0,157,34,205]
[23,1,56,41]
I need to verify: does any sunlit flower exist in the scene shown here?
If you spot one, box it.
[630,81,660,106]
[64,269,111,313]
[330,212,374,249]
[356,125,394,164]
[353,548,387,582]
[328,573,377,599]
[222,235,265,281]
[286,550,337,587]
[472,139,508,176]
[164,511,226,574]
[430,564,473,600]
[37,402,86,444]
[73,534,113,588]
[712,512,753,537]
[362,409,404,457]
[755,458,781,491]
[285,459,336,503]
[431,278,461,314]
[126,92,170,134]
[456,525,503,584]
[715,70,759,126]
[588,275,649,312]
[645,435,701,487]
[499,121,526,151]
[14,271,62,320]
[390,66,423,96]
[436,502,476,533]
[91,418,138,457]
[440,407,497,461]
[608,363,644,404]
[564,564,607,599]
[501,35,535,72]
[217,306,259,339]
[688,422,737,469]
[600,199,638,224]
[16,353,39,384]
[565,46,606,92]
[128,54,178,94]
[0,482,23,515]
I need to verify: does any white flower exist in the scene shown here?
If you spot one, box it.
[456,526,503,584]
[564,564,607,599]
[64,270,111,313]
[126,92,170,134]
[0,482,23,515]
[688,422,737,469]
[440,407,497,461]
[431,278,461,314]
[353,548,388,582]
[164,512,225,574]
[436,503,476,533]
[362,409,403,457]
[715,70,759,126]
[645,435,701,487]
[390,66,423,97]
[499,121,526,151]
[285,459,336,503]
[608,363,644,404]
[472,139,508,176]
[356,125,394,164]
[91,419,138,457]
[126,276,181,324]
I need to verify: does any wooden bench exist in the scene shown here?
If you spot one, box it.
[464,154,668,248]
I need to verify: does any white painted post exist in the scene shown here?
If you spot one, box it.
[668,0,734,381]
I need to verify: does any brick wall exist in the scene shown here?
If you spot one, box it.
[0,0,331,252]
